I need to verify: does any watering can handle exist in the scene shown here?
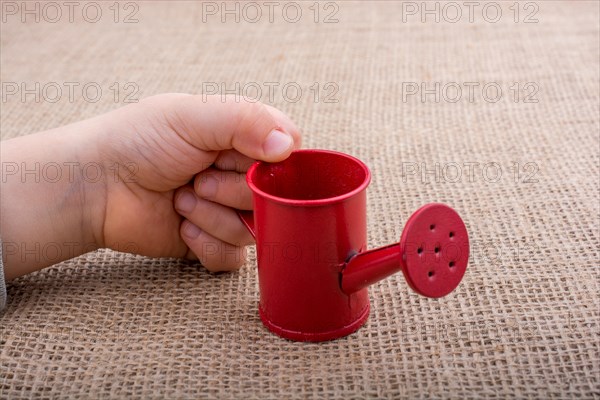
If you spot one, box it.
[237,210,256,239]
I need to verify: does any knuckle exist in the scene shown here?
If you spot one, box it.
[232,233,249,248]
[233,100,275,137]
[207,245,246,272]
[200,205,223,231]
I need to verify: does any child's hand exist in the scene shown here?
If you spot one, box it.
[98,94,301,270]
[0,94,301,279]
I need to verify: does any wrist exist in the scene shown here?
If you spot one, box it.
[0,118,108,278]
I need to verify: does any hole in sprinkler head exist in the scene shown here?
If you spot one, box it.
[449,261,455,268]
[429,224,435,231]
[449,231,454,238]
[417,247,423,255]
[428,271,434,277]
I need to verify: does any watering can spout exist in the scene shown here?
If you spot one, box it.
[341,203,470,299]
[341,243,402,295]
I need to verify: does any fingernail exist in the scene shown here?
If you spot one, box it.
[263,129,293,157]
[183,221,202,239]
[175,191,196,213]
[197,175,218,198]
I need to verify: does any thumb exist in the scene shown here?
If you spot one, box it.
[148,94,301,162]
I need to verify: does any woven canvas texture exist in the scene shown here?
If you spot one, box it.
[1,1,599,398]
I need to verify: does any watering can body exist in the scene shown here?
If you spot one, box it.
[238,149,469,342]
[241,185,370,341]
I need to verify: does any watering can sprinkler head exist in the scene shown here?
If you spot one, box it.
[340,203,469,298]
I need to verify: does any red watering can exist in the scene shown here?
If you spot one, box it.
[237,149,469,342]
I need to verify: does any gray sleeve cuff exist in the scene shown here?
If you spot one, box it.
[0,239,6,310]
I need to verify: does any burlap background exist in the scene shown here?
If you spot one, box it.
[1,1,598,398]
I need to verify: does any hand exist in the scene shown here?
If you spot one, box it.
[97,94,301,270]
[0,94,301,279]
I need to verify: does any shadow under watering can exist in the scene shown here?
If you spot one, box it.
[237,149,469,342]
